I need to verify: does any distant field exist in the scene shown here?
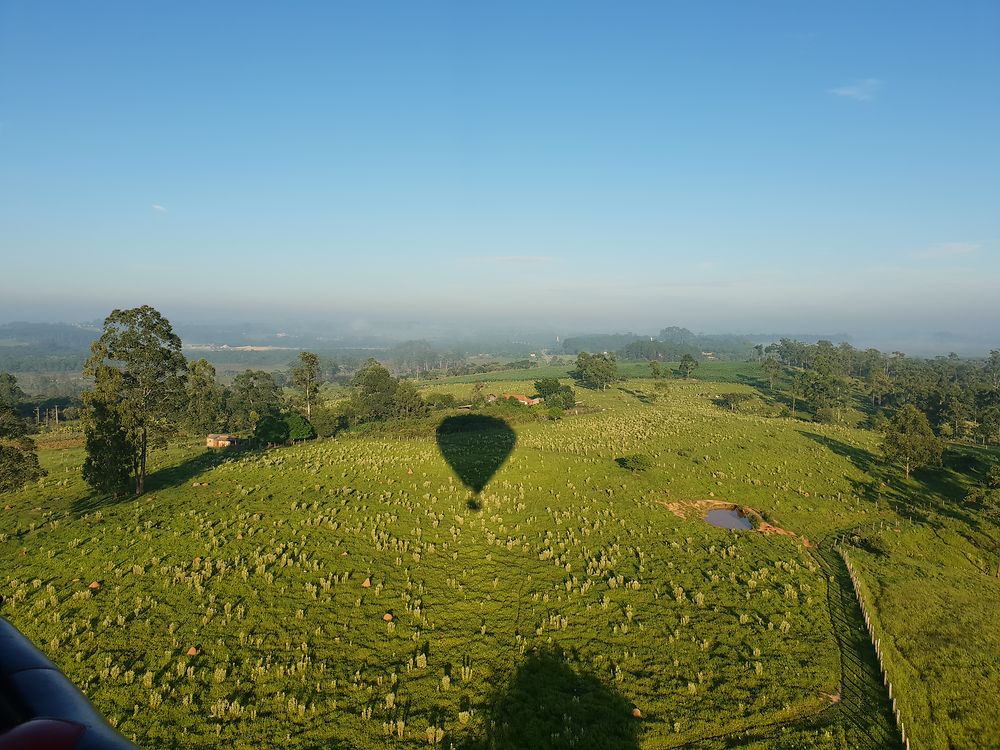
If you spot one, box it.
[2,371,996,749]
[428,360,762,385]
[429,364,575,384]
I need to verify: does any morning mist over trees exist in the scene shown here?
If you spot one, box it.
[1,2,997,749]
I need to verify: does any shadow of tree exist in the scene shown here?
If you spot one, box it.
[800,432,879,475]
[798,431,985,533]
[735,370,769,391]
[734,372,796,413]
[436,415,516,496]
[461,646,640,750]
[617,386,657,404]
[70,446,249,514]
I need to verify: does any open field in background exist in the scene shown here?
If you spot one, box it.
[422,361,762,386]
[2,370,997,748]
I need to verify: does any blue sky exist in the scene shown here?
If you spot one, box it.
[1,1,998,338]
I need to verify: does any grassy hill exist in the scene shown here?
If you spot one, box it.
[1,372,996,748]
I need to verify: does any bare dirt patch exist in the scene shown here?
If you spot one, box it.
[36,434,85,450]
[657,498,729,519]
[758,520,814,546]
[656,498,812,546]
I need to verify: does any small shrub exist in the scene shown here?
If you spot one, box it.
[285,413,315,442]
[814,407,837,424]
[255,412,315,444]
[424,392,458,410]
[310,406,346,437]
[615,454,653,472]
[254,414,289,444]
[717,393,755,412]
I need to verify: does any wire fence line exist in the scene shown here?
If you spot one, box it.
[840,549,912,750]
[809,531,903,750]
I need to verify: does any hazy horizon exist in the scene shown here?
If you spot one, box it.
[0,312,994,358]
[2,2,998,344]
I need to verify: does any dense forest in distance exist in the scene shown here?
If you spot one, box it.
[2,320,995,395]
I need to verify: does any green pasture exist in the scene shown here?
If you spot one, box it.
[426,360,761,386]
[1,375,996,749]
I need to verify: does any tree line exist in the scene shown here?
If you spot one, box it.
[574,351,700,389]
[746,339,1000,482]
[75,308,413,497]
[0,373,46,493]
[762,338,1000,444]
[34,305,573,499]
[564,326,754,361]
[4,309,995,497]
[73,307,559,498]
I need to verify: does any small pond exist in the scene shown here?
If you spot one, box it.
[705,508,753,530]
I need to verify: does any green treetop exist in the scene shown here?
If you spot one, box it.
[574,352,618,390]
[290,351,322,419]
[762,358,782,391]
[883,404,942,479]
[227,370,283,432]
[678,354,698,379]
[0,373,45,494]
[184,358,226,435]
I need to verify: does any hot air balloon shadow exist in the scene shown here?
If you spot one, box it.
[436,415,516,505]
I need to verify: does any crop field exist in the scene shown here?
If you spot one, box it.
[2,373,996,749]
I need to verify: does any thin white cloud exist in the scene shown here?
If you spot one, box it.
[828,78,882,102]
[151,204,167,213]
[915,242,981,260]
